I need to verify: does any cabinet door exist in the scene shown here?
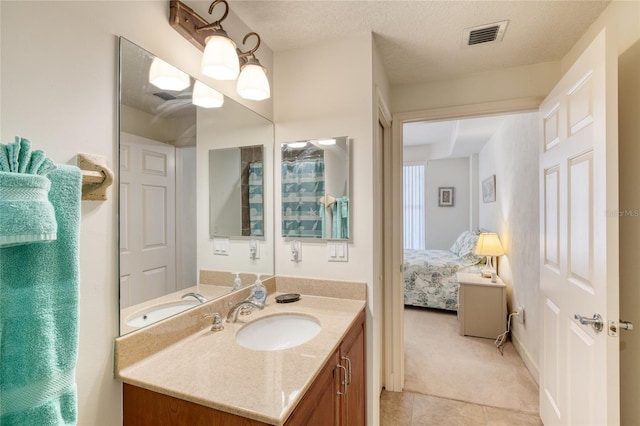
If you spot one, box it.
[339,311,366,426]
[285,350,340,426]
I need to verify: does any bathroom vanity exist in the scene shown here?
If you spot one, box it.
[115,279,366,426]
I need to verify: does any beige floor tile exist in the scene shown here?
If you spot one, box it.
[484,406,543,426]
[380,390,414,426]
[411,393,485,426]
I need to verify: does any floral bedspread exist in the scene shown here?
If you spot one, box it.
[403,249,482,311]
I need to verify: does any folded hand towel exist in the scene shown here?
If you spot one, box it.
[0,172,57,248]
[0,165,81,425]
[0,137,56,176]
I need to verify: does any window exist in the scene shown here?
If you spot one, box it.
[403,164,425,250]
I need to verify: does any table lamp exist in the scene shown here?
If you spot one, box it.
[474,232,504,282]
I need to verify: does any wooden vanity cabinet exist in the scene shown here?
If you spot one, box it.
[123,309,366,426]
[285,309,366,426]
[338,309,366,426]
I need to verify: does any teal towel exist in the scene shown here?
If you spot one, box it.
[0,137,56,176]
[0,165,81,425]
[0,137,58,248]
[332,197,349,239]
[0,172,57,247]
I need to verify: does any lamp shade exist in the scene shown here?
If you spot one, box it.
[202,35,240,80]
[149,58,190,91]
[236,63,270,101]
[474,233,504,256]
[192,81,224,108]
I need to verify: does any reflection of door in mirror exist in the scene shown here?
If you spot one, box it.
[281,137,349,240]
[120,134,178,309]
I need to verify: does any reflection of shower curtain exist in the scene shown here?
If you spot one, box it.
[281,158,325,238]
[248,161,264,236]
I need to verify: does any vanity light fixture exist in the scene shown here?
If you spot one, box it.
[199,0,239,80]
[236,33,270,101]
[169,0,271,100]
[192,80,224,108]
[148,57,190,91]
[317,138,337,146]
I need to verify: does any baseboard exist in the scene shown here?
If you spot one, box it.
[511,332,540,386]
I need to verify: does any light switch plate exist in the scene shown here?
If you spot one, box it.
[213,237,230,255]
[328,241,348,262]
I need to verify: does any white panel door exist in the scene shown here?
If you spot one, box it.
[120,133,176,308]
[539,29,619,425]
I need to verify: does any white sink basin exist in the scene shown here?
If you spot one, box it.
[126,300,200,327]
[235,314,321,351]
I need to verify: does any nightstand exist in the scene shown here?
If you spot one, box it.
[456,272,507,339]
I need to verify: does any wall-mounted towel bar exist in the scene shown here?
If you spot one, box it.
[76,153,114,201]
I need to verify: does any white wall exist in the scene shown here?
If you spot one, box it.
[478,112,540,378]
[425,157,470,249]
[176,146,197,289]
[273,33,380,423]
[391,61,560,114]
[0,1,273,424]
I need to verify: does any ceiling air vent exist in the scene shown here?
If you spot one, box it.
[152,92,176,101]
[463,20,508,47]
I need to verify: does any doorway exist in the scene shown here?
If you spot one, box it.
[383,98,543,398]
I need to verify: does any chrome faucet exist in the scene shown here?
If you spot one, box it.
[181,292,207,304]
[226,298,264,323]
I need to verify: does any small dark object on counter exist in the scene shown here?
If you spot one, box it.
[275,293,301,303]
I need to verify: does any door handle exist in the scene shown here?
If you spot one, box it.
[574,313,603,333]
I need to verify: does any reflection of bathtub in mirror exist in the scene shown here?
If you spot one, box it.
[120,284,231,334]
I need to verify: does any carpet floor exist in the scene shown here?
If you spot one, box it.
[403,307,539,415]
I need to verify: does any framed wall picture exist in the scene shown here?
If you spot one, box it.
[438,187,454,207]
[482,175,496,203]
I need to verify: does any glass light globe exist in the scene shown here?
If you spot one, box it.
[192,81,224,108]
[149,58,190,91]
[237,63,270,101]
[201,35,239,80]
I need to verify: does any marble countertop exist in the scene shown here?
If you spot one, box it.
[116,292,366,425]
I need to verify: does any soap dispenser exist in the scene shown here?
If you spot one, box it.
[232,272,242,291]
[251,273,267,306]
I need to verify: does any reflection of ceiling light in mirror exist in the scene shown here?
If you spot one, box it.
[288,142,307,148]
[149,57,190,91]
[202,35,239,80]
[317,138,336,146]
[237,63,270,101]
[192,81,224,108]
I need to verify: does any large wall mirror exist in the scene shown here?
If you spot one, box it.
[118,37,274,335]
[281,137,350,240]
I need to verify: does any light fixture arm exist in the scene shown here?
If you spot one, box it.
[238,32,261,58]
[195,0,230,34]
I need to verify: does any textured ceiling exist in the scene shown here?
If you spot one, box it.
[228,0,610,86]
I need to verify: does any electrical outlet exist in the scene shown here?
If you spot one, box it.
[290,240,301,262]
[516,305,525,324]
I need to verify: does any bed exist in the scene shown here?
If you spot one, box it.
[403,231,484,311]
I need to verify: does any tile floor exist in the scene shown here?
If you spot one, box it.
[380,390,543,426]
